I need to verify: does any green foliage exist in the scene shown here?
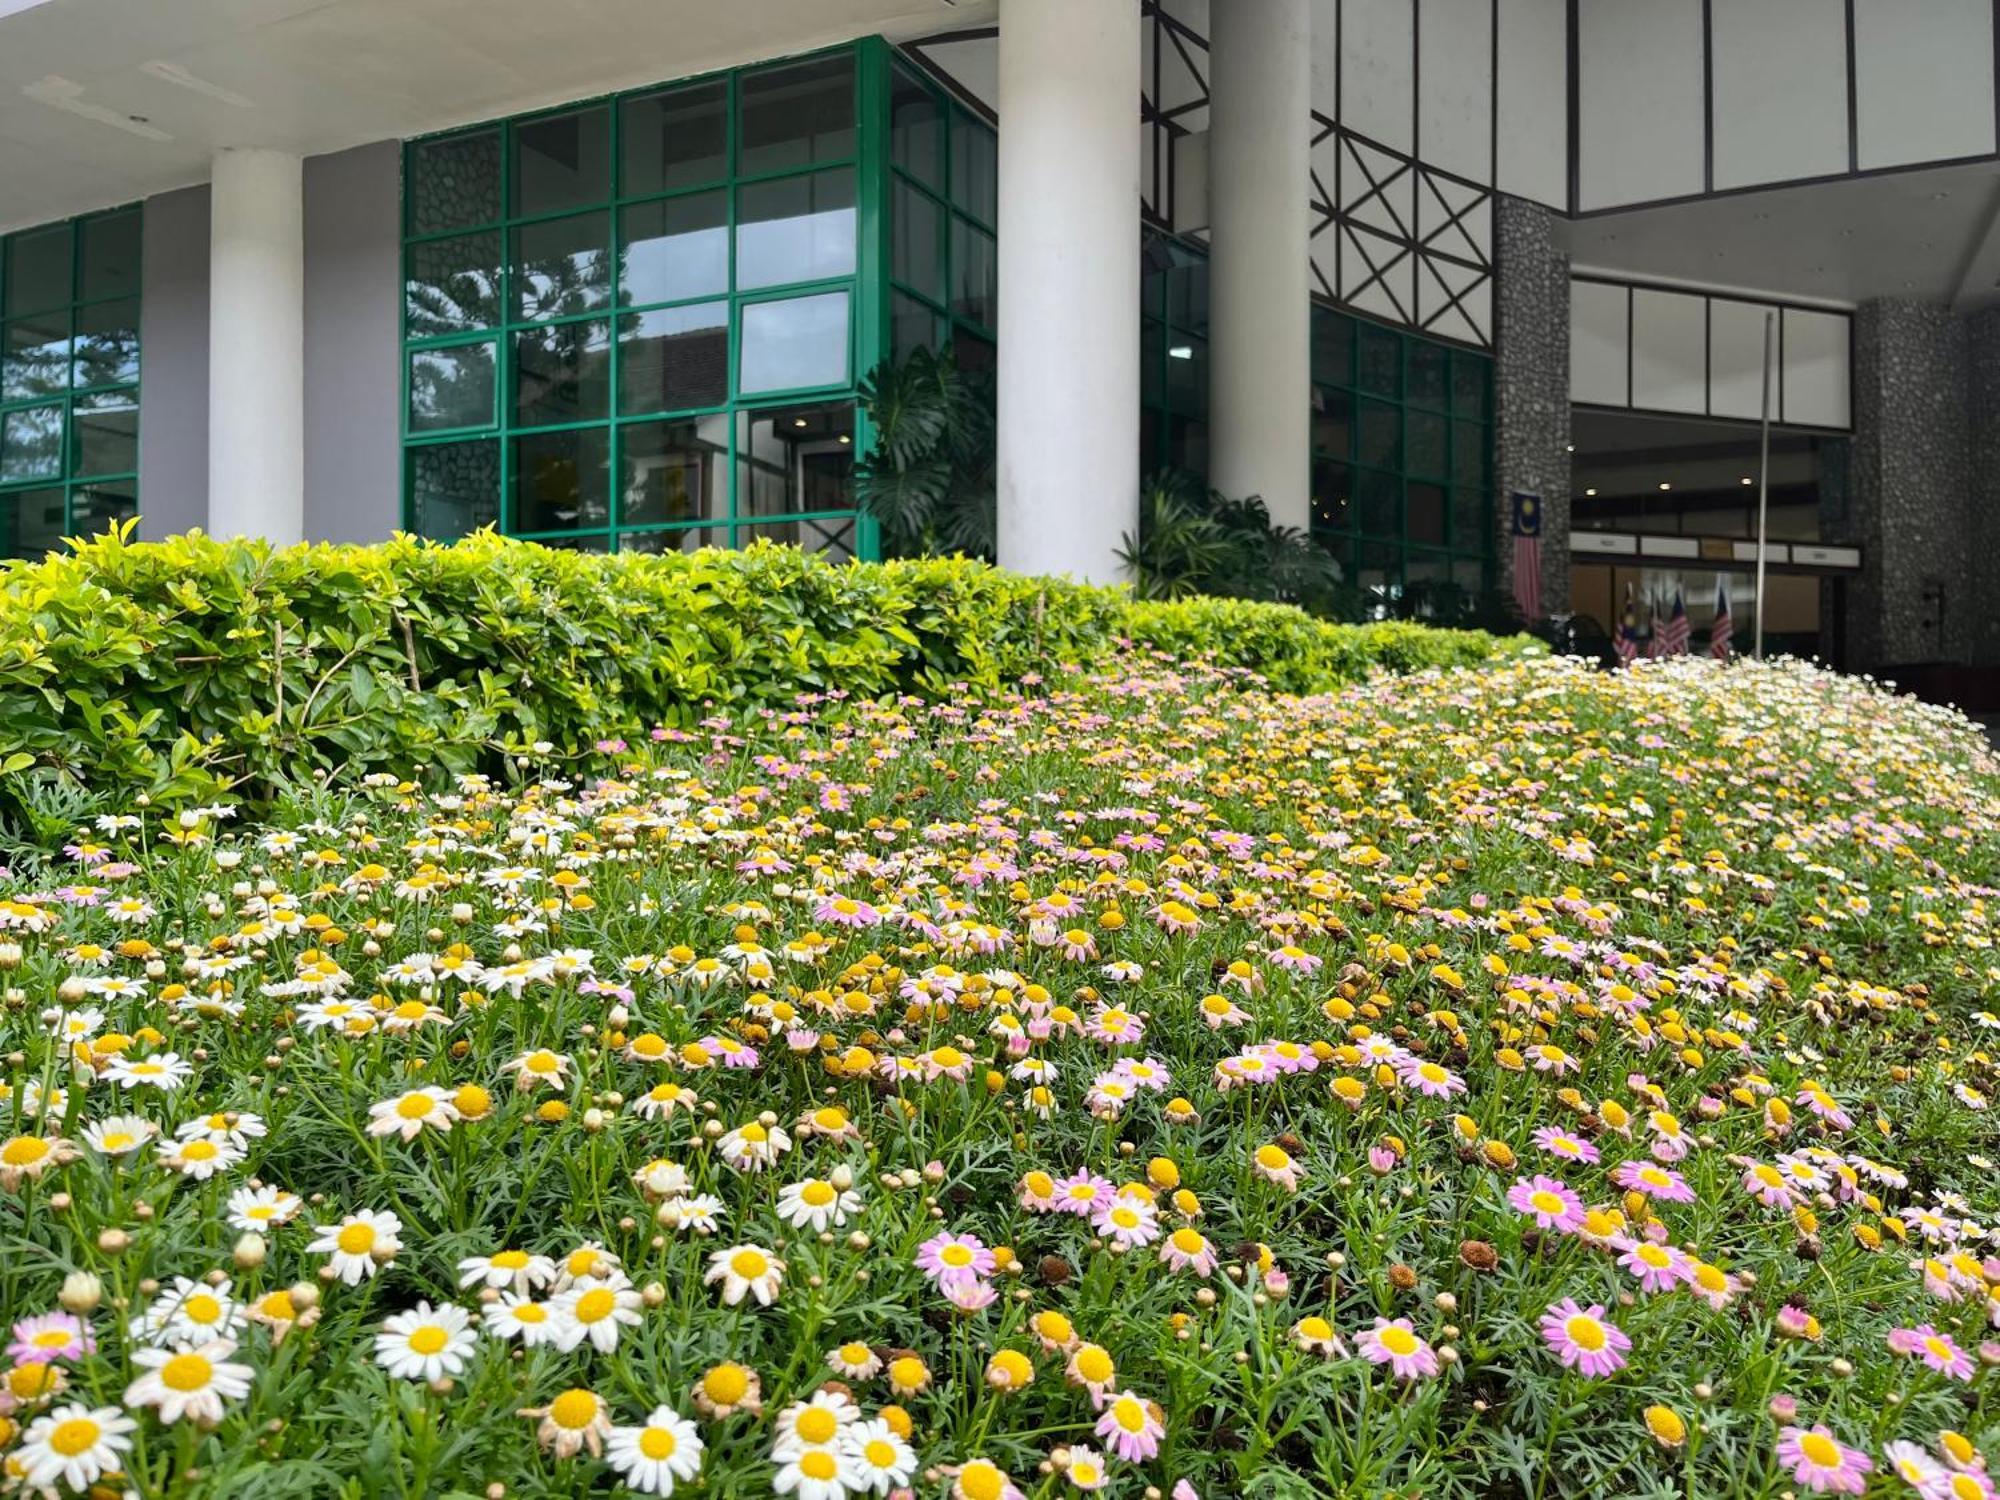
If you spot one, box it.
[0,525,1534,831]
[853,346,996,560]
[1120,468,1350,615]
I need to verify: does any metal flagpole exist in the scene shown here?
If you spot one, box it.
[1754,309,1774,660]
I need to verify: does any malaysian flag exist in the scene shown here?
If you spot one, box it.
[1660,589,1691,655]
[1647,591,1666,659]
[1509,492,1543,622]
[1615,584,1640,667]
[1710,577,1733,660]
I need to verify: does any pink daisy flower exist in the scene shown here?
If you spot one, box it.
[915,1232,994,1288]
[1615,1237,1698,1293]
[815,895,881,928]
[1094,1391,1165,1462]
[1775,1425,1873,1495]
[1612,1160,1696,1204]
[1357,1319,1440,1381]
[1893,1324,1976,1382]
[1053,1171,1115,1218]
[1507,1174,1586,1234]
[7,1312,93,1365]
[1398,1056,1467,1098]
[1158,1227,1218,1278]
[1538,1298,1631,1377]
[1531,1126,1600,1165]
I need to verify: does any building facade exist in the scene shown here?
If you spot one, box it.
[3,0,1999,686]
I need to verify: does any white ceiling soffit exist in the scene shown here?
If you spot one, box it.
[0,0,996,232]
[1566,158,2000,312]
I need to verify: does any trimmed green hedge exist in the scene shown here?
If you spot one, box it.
[0,529,1536,823]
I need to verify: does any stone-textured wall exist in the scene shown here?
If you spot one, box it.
[1492,195,1571,617]
[1964,307,2000,669]
[1847,300,1973,669]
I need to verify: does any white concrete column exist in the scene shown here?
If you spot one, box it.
[208,148,305,544]
[996,0,1141,583]
[1207,0,1312,532]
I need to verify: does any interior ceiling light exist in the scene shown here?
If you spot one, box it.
[1584,488,1597,497]
[1167,345,1193,359]
[1658,482,1672,491]
[1741,477,1753,485]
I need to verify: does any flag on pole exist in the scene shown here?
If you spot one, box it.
[1509,492,1543,622]
[1614,584,1640,667]
[1710,577,1733,660]
[1647,590,1666,659]
[1661,589,1691,655]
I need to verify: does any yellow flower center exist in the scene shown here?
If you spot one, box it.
[396,1094,433,1120]
[1565,1315,1607,1352]
[548,1389,599,1430]
[47,1417,100,1457]
[337,1224,376,1255]
[639,1427,678,1460]
[1799,1434,1842,1469]
[159,1353,212,1391]
[182,1140,218,1160]
[801,1181,836,1207]
[800,1451,840,1481]
[1377,1326,1419,1357]
[1074,1346,1113,1383]
[959,1461,1005,1500]
[941,1244,973,1267]
[183,1294,222,1324]
[514,1303,548,1324]
[795,1408,838,1445]
[491,1250,528,1270]
[703,1365,749,1404]
[865,1438,897,1467]
[730,1250,768,1279]
[1,1137,49,1166]
[407,1326,449,1356]
[1529,1190,1565,1215]
[1112,1397,1146,1432]
[573,1289,615,1324]
[1255,1144,1291,1171]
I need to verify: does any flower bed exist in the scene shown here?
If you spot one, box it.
[1,654,1996,1498]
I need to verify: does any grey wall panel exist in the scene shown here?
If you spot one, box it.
[136,185,211,540]
[1495,0,1568,209]
[1417,0,1493,184]
[1853,0,1996,170]
[1576,0,1705,210]
[1341,0,1416,153]
[1711,0,1849,190]
[304,140,402,544]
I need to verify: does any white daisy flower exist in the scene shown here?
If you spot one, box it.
[605,1406,705,1496]
[457,1249,557,1294]
[481,1293,558,1347]
[226,1184,304,1233]
[307,1209,404,1284]
[704,1243,785,1307]
[775,1178,862,1233]
[123,1339,253,1425]
[840,1418,916,1493]
[375,1302,478,1382]
[81,1113,157,1158]
[552,1273,643,1353]
[16,1404,135,1493]
[367,1086,460,1141]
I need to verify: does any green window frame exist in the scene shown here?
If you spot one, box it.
[884,60,997,368]
[0,206,142,559]
[400,40,894,558]
[1310,304,1494,614]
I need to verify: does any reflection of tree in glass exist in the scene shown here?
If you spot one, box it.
[1,407,65,484]
[3,322,71,402]
[516,220,611,322]
[406,236,499,340]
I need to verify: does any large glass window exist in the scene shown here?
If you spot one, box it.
[1139,233,1209,477]
[401,47,870,555]
[1310,305,1493,614]
[0,208,141,558]
[885,64,996,369]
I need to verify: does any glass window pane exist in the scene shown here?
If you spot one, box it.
[1313,458,1353,534]
[621,80,728,195]
[1165,416,1208,477]
[734,403,853,518]
[1452,351,1489,418]
[73,398,138,476]
[620,525,721,553]
[3,314,71,401]
[1141,322,1163,406]
[71,480,136,537]
[1358,323,1400,396]
[890,69,944,189]
[1357,468,1400,538]
[618,301,728,414]
[1165,334,1204,414]
[952,333,994,374]
[1165,259,1208,334]
[0,405,63,482]
[5,224,72,316]
[1407,410,1447,479]
[1313,387,1352,459]
[1451,556,1485,598]
[892,181,944,303]
[1408,482,1447,546]
[513,212,612,320]
[72,298,139,388]
[407,232,501,336]
[408,343,497,433]
[736,169,856,290]
[513,319,611,427]
[408,438,499,538]
[1357,398,1399,468]
[950,218,995,329]
[513,426,610,532]
[1407,340,1448,409]
[2,487,66,557]
[513,107,610,216]
[618,415,729,526]
[737,514,857,560]
[951,120,997,222]
[79,211,141,301]
[891,291,943,360]
[1452,419,1489,487]
[738,292,849,395]
[619,191,728,306]
[739,56,855,175]
[1451,487,1489,552]
[1312,308,1354,386]
[409,130,501,236]
[537,532,610,552]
